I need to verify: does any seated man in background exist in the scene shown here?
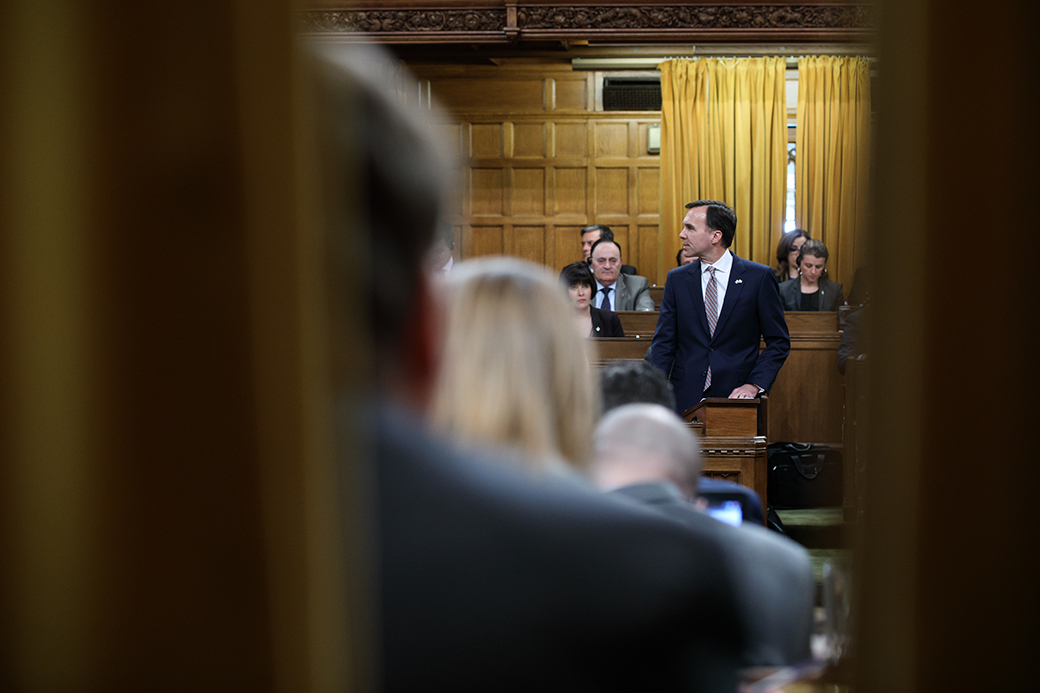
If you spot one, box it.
[589,238,655,311]
[592,404,816,667]
[581,223,637,275]
[318,45,745,692]
[599,360,763,525]
[425,224,455,275]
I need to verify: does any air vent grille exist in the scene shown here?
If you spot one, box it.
[603,77,662,111]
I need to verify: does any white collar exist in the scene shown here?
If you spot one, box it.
[701,249,733,275]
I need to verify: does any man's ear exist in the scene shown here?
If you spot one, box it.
[397,272,442,411]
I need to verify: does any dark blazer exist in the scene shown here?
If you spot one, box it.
[779,276,845,312]
[649,253,791,414]
[589,306,624,337]
[376,406,745,691]
[610,482,815,667]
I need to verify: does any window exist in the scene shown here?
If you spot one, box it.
[785,142,797,233]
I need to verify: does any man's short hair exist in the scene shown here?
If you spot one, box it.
[589,238,622,260]
[581,224,614,242]
[600,360,676,413]
[685,200,737,248]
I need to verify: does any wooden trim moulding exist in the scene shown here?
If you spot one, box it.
[300,5,874,44]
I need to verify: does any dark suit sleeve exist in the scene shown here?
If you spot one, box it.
[649,274,678,376]
[609,311,624,337]
[746,270,790,392]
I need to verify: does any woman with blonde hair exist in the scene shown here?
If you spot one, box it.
[431,257,597,472]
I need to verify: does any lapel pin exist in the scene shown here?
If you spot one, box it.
[735,279,743,284]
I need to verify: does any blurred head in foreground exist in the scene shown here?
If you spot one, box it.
[431,257,597,470]
[311,44,454,407]
[592,403,702,499]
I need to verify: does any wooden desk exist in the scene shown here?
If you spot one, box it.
[765,312,844,445]
[589,336,650,365]
[616,310,658,337]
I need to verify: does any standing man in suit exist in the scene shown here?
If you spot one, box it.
[649,200,790,413]
[590,238,655,311]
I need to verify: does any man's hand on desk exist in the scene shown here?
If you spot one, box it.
[728,384,760,399]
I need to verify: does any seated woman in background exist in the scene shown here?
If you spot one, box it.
[779,239,845,311]
[774,229,811,283]
[559,261,624,338]
[432,257,598,474]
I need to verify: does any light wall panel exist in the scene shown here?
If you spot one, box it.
[554,168,586,215]
[595,168,630,216]
[556,78,588,111]
[513,226,546,263]
[512,169,546,216]
[411,62,663,284]
[556,122,587,157]
[471,124,502,158]
[595,122,629,157]
[638,167,661,216]
[470,169,504,216]
[469,226,504,257]
[513,123,545,158]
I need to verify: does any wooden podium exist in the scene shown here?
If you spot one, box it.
[683,397,759,436]
[683,398,769,519]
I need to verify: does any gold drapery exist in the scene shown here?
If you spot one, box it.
[796,56,872,287]
[659,58,787,277]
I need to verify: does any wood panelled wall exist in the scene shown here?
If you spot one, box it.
[405,63,666,286]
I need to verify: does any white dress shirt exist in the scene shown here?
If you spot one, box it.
[700,249,733,324]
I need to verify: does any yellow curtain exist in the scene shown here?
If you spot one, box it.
[659,58,787,278]
[796,56,872,288]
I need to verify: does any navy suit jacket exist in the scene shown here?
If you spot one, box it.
[649,252,790,414]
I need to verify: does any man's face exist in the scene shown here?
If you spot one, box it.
[679,207,719,261]
[581,229,601,262]
[590,242,622,286]
[425,238,452,272]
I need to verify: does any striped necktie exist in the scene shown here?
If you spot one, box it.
[704,266,718,391]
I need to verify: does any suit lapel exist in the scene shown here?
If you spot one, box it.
[686,262,711,336]
[614,274,628,310]
[713,253,745,340]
